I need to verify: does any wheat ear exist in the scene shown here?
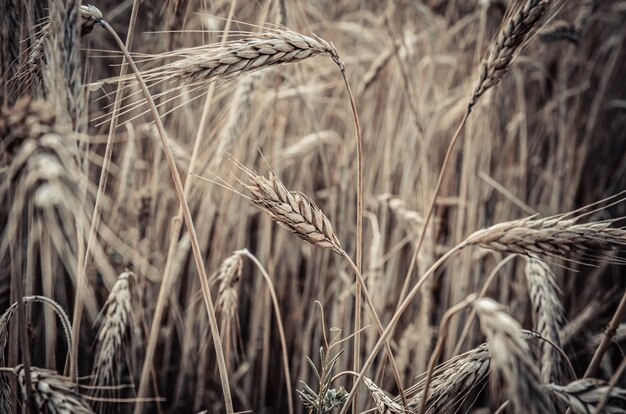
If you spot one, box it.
[14,365,94,413]
[525,257,566,384]
[90,271,134,405]
[546,379,626,414]
[473,298,550,414]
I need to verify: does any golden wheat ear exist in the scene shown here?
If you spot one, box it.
[232,160,343,254]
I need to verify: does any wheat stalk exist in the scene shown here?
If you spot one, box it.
[525,257,566,384]
[473,298,550,414]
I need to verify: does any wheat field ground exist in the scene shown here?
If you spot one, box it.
[1,0,626,413]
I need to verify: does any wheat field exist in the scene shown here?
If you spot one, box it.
[1,0,626,413]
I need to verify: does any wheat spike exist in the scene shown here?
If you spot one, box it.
[465,215,626,264]
[215,251,245,321]
[407,343,491,413]
[469,0,551,109]
[98,29,341,89]
[473,298,550,414]
[363,377,404,413]
[15,365,94,413]
[236,165,342,254]
[546,379,626,414]
[525,257,566,384]
[91,272,133,396]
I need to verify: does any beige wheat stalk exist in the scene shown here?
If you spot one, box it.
[90,271,133,402]
[546,379,626,414]
[13,365,94,413]
[473,298,550,414]
[525,257,565,384]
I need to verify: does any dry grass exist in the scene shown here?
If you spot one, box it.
[1,1,626,413]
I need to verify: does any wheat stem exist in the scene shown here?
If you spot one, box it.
[99,20,233,413]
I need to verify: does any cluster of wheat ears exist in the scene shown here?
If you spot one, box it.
[1,0,626,413]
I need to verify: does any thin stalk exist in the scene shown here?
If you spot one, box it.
[241,249,294,414]
[397,111,470,305]
[584,289,626,378]
[339,67,363,411]
[419,295,476,414]
[11,243,33,412]
[341,251,407,408]
[99,20,233,413]
[71,0,139,383]
[339,242,467,414]
[133,4,237,412]
[594,355,626,412]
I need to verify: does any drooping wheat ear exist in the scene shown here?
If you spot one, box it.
[406,343,491,414]
[525,257,565,384]
[546,379,626,414]
[539,20,579,44]
[90,272,133,397]
[104,29,341,88]
[465,214,626,264]
[469,0,552,110]
[13,365,94,413]
[473,298,550,414]
[215,251,245,321]
[362,377,404,414]
[235,164,342,254]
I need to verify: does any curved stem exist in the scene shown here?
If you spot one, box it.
[341,251,407,408]
[585,289,626,378]
[100,21,233,413]
[241,249,294,414]
[339,242,467,414]
[397,110,470,306]
[419,295,476,414]
[453,254,517,355]
[72,0,139,383]
[339,67,363,411]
